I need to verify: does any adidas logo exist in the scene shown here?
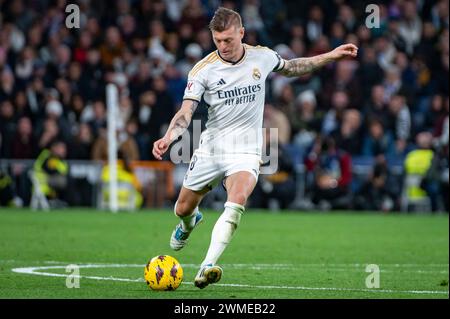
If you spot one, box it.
[215,78,226,86]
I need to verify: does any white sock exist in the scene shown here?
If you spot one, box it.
[174,201,198,231]
[201,201,244,267]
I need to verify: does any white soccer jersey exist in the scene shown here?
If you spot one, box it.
[183,44,284,157]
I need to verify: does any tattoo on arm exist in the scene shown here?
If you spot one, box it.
[166,100,198,142]
[278,53,334,77]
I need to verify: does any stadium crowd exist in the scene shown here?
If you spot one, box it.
[0,0,448,211]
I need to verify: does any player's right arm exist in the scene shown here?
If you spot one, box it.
[153,56,207,160]
[152,99,199,160]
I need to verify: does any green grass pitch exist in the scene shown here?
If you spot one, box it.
[0,208,448,299]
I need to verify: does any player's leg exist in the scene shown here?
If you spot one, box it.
[170,186,208,251]
[201,171,256,264]
[195,171,257,288]
[171,152,223,251]
[176,186,208,222]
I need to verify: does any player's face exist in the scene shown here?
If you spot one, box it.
[212,26,244,61]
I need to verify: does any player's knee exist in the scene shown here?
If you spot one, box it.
[174,200,195,217]
[227,193,248,206]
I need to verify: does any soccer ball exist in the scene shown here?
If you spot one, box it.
[144,255,183,291]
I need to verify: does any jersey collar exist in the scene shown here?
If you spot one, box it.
[216,45,247,65]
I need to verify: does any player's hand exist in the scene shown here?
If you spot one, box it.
[152,136,171,160]
[330,43,358,60]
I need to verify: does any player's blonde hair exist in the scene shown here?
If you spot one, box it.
[209,7,242,32]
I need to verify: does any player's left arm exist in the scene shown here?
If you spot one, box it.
[277,43,358,77]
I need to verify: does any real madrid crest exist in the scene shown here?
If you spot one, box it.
[252,68,261,80]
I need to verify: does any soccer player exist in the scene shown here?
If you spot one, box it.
[152,7,358,289]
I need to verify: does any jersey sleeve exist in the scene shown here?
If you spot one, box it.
[266,48,285,72]
[183,65,207,102]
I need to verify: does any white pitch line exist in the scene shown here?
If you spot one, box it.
[11,264,449,296]
[4,260,448,268]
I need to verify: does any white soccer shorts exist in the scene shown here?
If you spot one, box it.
[182,151,261,192]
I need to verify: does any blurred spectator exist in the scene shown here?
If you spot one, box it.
[10,116,37,159]
[398,0,422,55]
[322,60,362,109]
[0,69,16,102]
[277,84,296,120]
[416,22,439,68]
[337,4,357,32]
[305,5,324,43]
[357,46,385,97]
[0,170,20,207]
[178,0,209,33]
[241,0,271,46]
[148,76,176,157]
[331,109,363,156]
[433,96,449,149]
[129,60,152,105]
[0,100,16,158]
[91,126,140,162]
[117,95,133,129]
[305,136,352,210]
[362,118,395,157]
[263,103,291,145]
[164,64,186,107]
[403,132,437,211]
[175,43,203,78]
[41,91,70,141]
[363,85,390,127]
[434,28,449,96]
[385,92,411,156]
[354,155,396,212]
[430,0,449,32]
[426,142,449,212]
[251,130,296,209]
[382,65,413,104]
[87,99,107,137]
[46,44,72,81]
[177,22,195,53]
[13,90,32,119]
[73,30,93,65]
[33,139,69,206]
[330,21,346,48]
[15,46,35,85]
[164,33,182,61]
[421,145,449,213]
[99,26,125,68]
[100,150,143,210]
[37,117,60,150]
[322,89,350,136]
[417,94,445,134]
[195,28,214,55]
[67,93,85,130]
[291,90,323,150]
[374,35,397,72]
[68,123,93,160]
